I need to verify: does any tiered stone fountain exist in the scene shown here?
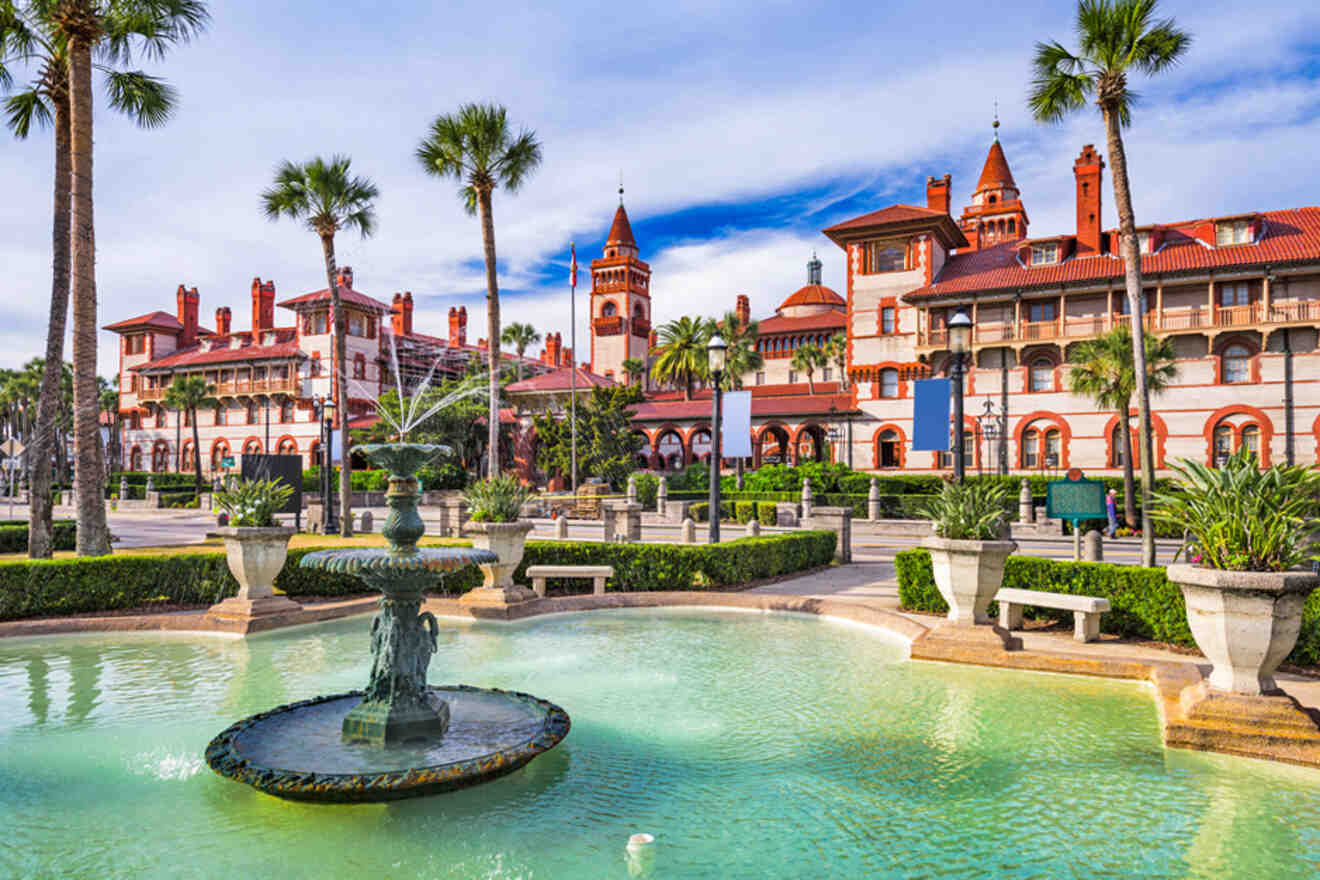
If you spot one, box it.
[205,443,570,802]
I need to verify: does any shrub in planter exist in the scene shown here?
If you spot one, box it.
[463,475,532,523]
[918,480,1015,626]
[757,501,777,526]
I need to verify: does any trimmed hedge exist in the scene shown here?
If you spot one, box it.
[894,548,1320,665]
[0,521,76,554]
[0,532,836,621]
[757,501,777,526]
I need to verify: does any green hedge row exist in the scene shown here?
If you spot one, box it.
[0,531,836,621]
[0,521,76,554]
[894,548,1320,666]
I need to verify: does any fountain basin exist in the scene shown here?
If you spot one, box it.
[205,684,570,803]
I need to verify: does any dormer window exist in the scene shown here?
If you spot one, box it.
[1030,242,1059,265]
[1216,219,1252,246]
[862,240,907,274]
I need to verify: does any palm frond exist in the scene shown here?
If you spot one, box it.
[4,87,51,137]
[100,68,176,128]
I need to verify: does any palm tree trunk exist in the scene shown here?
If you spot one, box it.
[477,188,500,478]
[319,233,352,537]
[191,410,202,494]
[515,344,524,382]
[29,93,73,558]
[1103,106,1157,567]
[1117,402,1137,527]
[68,36,111,556]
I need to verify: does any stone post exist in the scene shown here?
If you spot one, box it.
[801,479,813,520]
[359,510,374,533]
[747,519,760,537]
[602,504,620,543]
[626,474,637,504]
[119,476,128,499]
[145,475,155,494]
[617,502,642,542]
[808,506,852,564]
[1018,478,1034,524]
[1083,530,1104,562]
[680,517,696,544]
[775,502,800,528]
[444,497,469,538]
[868,478,882,521]
[554,515,568,539]
[656,476,668,516]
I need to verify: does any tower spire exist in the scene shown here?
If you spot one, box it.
[618,170,624,205]
[993,100,1000,141]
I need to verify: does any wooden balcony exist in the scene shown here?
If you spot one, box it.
[138,386,165,402]
[593,315,624,336]
[214,376,300,397]
[917,301,1315,349]
[630,316,651,338]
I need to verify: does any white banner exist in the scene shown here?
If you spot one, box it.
[721,391,752,458]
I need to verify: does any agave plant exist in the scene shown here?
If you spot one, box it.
[1152,447,1320,572]
[918,480,1009,541]
[464,475,532,523]
[214,478,294,528]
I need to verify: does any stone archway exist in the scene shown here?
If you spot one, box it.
[150,440,170,473]
[656,429,685,471]
[794,424,828,464]
[757,425,791,466]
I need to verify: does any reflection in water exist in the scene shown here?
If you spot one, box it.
[67,655,101,726]
[25,657,49,726]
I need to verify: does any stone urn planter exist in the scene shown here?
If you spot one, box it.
[1167,563,1320,695]
[920,536,1018,626]
[206,526,300,623]
[460,520,538,607]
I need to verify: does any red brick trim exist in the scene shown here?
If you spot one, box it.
[871,423,907,469]
[275,434,299,454]
[1212,334,1262,385]
[930,416,982,470]
[1204,404,1273,466]
[1013,411,1071,469]
[1101,410,1168,468]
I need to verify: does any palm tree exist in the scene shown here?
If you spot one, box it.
[5,0,201,556]
[1029,0,1190,566]
[620,358,646,387]
[500,321,540,381]
[162,375,213,494]
[416,103,542,477]
[824,334,848,390]
[262,155,378,537]
[99,376,119,474]
[716,310,763,390]
[1068,326,1178,526]
[791,343,825,393]
[650,316,712,400]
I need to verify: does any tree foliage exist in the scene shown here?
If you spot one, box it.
[533,385,644,488]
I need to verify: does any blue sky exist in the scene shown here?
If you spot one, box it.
[2,0,1319,378]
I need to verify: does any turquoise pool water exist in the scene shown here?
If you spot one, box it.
[1,609,1318,879]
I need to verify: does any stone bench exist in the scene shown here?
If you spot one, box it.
[995,587,1111,643]
[525,565,614,598]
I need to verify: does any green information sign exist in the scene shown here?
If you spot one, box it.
[221,456,236,468]
[1045,469,1106,521]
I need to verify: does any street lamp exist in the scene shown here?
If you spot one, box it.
[313,394,337,534]
[706,333,727,543]
[948,309,973,483]
[978,397,1000,479]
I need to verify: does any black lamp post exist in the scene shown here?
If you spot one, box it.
[948,309,973,483]
[706,333,727,543]
[314,394,337,534]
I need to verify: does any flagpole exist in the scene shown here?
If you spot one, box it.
[570,242,578,493]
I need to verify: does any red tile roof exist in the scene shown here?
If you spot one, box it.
[278,285,393,314]
[906,208,1320,301]
[607,204,636,247]
[102,311,183,332]
[132,331,303,371]
[759,311,846,334]
[778,284,844,311]
[976,140,1017,192]
[631,391,853,422]
[822,203,946,234]
[506,366,618,393]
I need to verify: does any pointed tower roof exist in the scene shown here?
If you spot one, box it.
[975,140,1017,193]
[606,203,636,247]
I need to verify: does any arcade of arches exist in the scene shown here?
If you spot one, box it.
[632,422,834,471]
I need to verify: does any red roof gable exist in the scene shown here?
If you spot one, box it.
[759,311,846,334]
[102,311,183,333]
[823,204,945,233]
[278,285,393,314]
[907,207,1320,301]
[631,391,853,422]
[132,331,303,371]
[506,366,618,393]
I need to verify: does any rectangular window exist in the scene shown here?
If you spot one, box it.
[864,241,907,274]
[880,306,896,334]
[126,334,146,355]
[347,313,365,336]
[1219,282,1250,308]
[1028,301,1057,323]
[1030,242,1059,265]
[215,406,227,426]
[822,368,832,381]
[788,370,798,384]
[1216,220,1251,246]
[755,372,765,386]
[306,312,329,335]
[155,409,166,428]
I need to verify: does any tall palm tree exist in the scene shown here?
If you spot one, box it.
[262,155,378,537]
[791,343,825,393]
[650,316,712,400]
[162,374,213,494]
[500,321,540,381]
[824,334,848,390]
[98,376,119,473]
[416,103,542,477]
[620,357,646,387]
[716,310,762,390]
[5,0,201,556]
[1068,326,1178,526]
[1029,0,1190,566]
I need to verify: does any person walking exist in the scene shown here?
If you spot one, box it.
[1105,489,1120,538]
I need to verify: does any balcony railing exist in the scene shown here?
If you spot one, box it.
[630,316,651,338]
[593,316,624,336]
[918,301,1315,347]
[215,377,300,397]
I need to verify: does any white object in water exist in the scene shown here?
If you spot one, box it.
[626,833,655,851]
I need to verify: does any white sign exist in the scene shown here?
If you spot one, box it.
[0,438,24,457]
[721,391,752,458]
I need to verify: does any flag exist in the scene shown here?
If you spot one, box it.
[570,242,578,290]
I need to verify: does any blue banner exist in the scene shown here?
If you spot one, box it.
[912,378,952,451]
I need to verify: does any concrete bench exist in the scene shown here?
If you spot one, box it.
[995,587,1111,643]
[525,565,614,598]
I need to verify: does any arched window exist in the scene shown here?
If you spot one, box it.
[244,439,262,455]
[1021,428,1040,469]
[1222,344,1251,383]
[602,301,617,317]
[1241,424,1260,460]
[634,303,644,318]
[310,354,322,377]
[214,404,227,426]
[1029,358,1054,392]
[353,353,366,380]
[880,368,899,398]
[211,441,230,472]
[1110,425,1126,467]
[280,400,295,423]
[1008,218,1016,235]
[278,438,298,456]
[1044,429,1062,468]
[180,442,195,471]
[877,430,901,469]
[988,194,998,205]
[129,446,142,471]
[1213,424,1233,466]
[246,401,258,425]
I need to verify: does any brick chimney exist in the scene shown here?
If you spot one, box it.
[400,291,413,336]
[736,294,750,328]
[926,174,952,215]
[448,305,467,346]
[215,307,232,336]
[1074,145,1104,256]
[447,306,459,344]
[545,332,561,365]
[456,306,467,346]
[393,294,407,335]
[176,284,199,348]
[336,266,353,289]
[561,346,572,367]
[251,277,275,332]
